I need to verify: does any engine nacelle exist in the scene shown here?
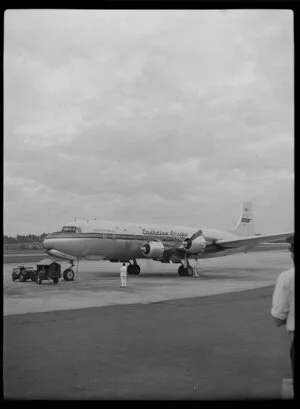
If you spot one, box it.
[184,235,206,254]
[141,241,165,259]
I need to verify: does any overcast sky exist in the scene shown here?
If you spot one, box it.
[4,9,294,236]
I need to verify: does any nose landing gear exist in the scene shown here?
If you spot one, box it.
[63,261,75,281]
[63,268,75,281]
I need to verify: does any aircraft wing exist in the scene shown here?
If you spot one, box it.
[216,232,294,249]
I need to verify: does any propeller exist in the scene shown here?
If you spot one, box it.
[182,228,203,250]
[141,243,150,255]
[180,229,204,268]
[189,228,203,242]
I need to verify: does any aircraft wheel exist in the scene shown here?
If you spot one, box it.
[63,269,75,281]
[187,266,194,277]
[134,265,141,275]
[127,265,134,275]
[178,265,185,276]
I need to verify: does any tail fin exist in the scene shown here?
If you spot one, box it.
[230,201,255,237]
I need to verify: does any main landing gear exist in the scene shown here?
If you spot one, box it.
[127,260,141,275]
[178,262,194,277]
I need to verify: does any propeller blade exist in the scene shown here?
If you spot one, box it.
[189,229,203,242]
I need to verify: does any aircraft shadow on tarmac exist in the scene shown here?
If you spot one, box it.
[93,267,269,281]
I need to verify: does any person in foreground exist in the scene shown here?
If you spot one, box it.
[271,242,294,395]
[120,262,127,288]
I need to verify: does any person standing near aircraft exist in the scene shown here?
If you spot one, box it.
[271,243,294,390]
[194,259,200,278]
[120,263,127,288]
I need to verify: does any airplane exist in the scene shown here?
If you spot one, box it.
[43,201,294,281]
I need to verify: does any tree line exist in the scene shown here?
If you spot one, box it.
[4,233,49,243]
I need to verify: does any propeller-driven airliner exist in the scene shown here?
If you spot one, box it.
[43,201,294,281]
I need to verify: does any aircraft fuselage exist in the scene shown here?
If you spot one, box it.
[44,219,240,262]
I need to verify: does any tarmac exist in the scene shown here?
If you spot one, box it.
[3,252,294,400]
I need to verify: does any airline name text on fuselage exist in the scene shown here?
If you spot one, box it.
[142,228,188,238]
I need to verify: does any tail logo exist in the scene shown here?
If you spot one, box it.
[241,217,251,223]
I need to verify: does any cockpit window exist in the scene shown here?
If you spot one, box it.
[62,226,77,233]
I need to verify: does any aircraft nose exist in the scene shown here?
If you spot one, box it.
[43,232,65,253]
[43,233,55,250]
[42,231,86,259]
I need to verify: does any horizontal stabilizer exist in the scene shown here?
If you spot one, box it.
[216,232,294,249]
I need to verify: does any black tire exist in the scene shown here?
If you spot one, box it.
[178,265,185,276]
[187,266,194,277]
[53,277,59,284]
[63,269,75,281]
[134,265,141,275]
[12,276,16,282]
[127,265,134,275]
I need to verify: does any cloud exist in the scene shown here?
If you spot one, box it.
[4,10,294,235]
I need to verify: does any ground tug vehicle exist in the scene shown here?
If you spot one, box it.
[12,265,37,282]
[35,259,61,285]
